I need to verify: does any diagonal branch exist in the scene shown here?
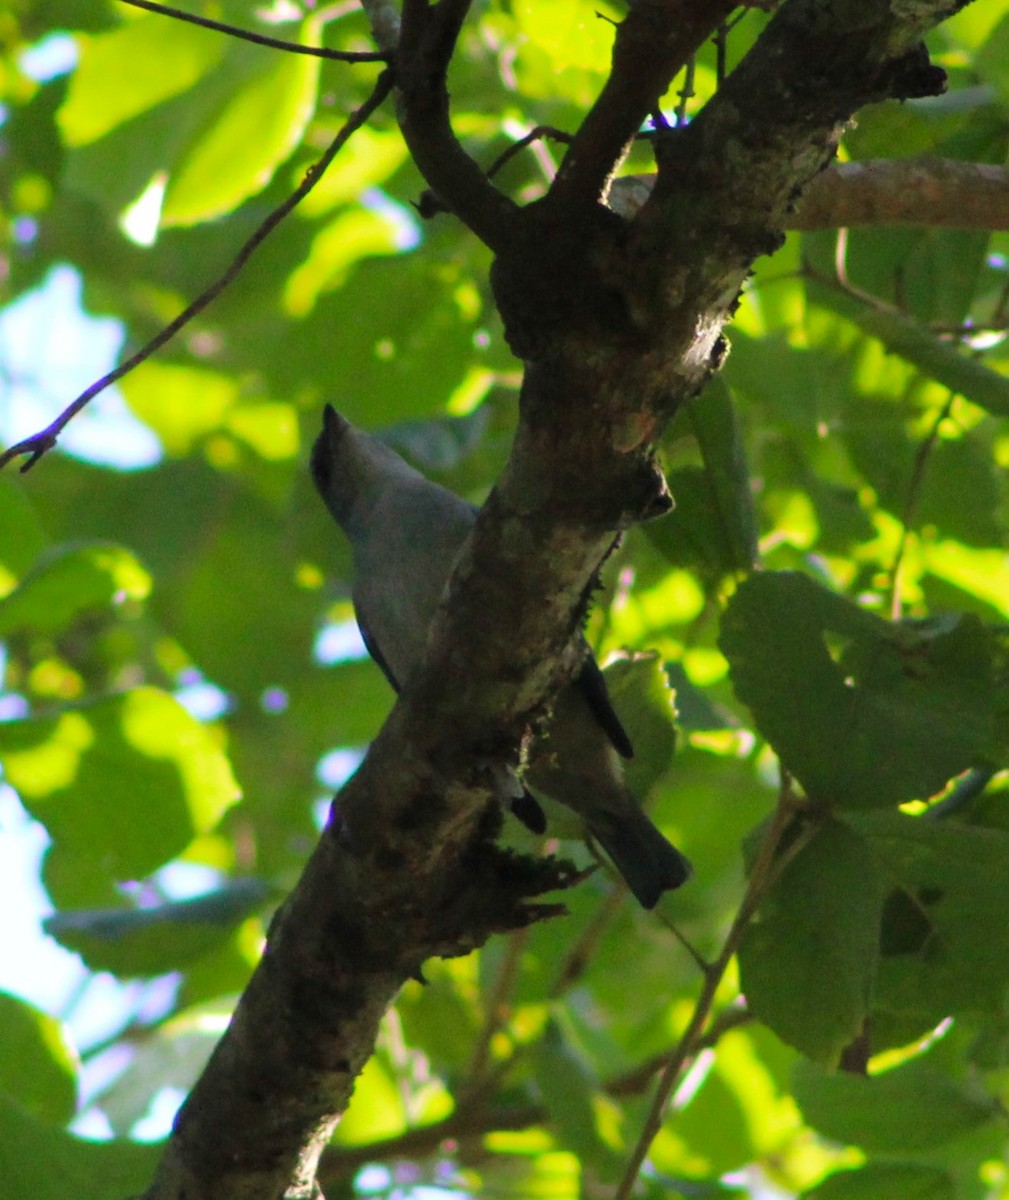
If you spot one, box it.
[395,0,518,250]
[609,157,1009,230]
[547,0,736,210]
[118,0,388,62]
[0,69,394,474]
[130,3,976,1198]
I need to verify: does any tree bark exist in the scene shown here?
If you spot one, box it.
[142,2,970,1196]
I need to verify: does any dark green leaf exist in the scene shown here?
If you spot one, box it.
[802,1164,954,1200]
[0,993,77,1125]
[43,878,270,976]
[720,572,995,807]
[0,541,150,637]
[852,812,1009,1024]
[0,688,241,890]
[793,1053,1000,1153]
[739,819,883,1064]
[0,1093,158,1200]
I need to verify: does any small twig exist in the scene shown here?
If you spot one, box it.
[117,0,388,61]
[463,927,529,1093]
[676,57,696,125]
[614,772,806,1200]
[888,391,956,619]
[486,126,573,181]
[608,1004,752,1096]
[549,884,624,998]
[713,11,747,85]
[0,68,394,474]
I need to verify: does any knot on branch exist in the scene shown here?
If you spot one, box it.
[885,42,947,101]
[424,839,588,960]
[490,199,640,363]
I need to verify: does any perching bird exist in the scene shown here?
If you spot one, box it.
[310,404,691,908]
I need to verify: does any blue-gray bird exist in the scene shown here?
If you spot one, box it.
[310,405,691,908]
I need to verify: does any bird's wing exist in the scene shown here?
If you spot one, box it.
[358,616,401,693]
[575,655,634,759]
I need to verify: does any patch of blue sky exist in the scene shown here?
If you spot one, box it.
[316,747,364,792]
[174,679,232,721]
[314,617,367,665]
[361,187,422,252]
[0,264,162,470]
[20,32,78,82]
[0,784,84,1013]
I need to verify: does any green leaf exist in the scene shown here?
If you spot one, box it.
[665,1059,758,1174]
[531,1019,612,1168]
[603,652,677,796]
[685,378,758,572]
[793,1054,1000,1154]
[0,993,77,1125]
[0,687,241,889]
[719,573,995,807]
[120,361,239,455]
[802,1164,954,1200]
[664,662,734,731]
[649,379,758,580]
[0,1092,158,1200]
[0,475,49,592]
[0,541,151,637]
[472,1151,581,1200]
[284,207,401,317]
[161,25,321,227]
[513,0,618,74]
[57,16,224,146]
[43,878,270,976]
[738,819,883,1064]
[827,296,1009,419]
[852,812,1009,1023]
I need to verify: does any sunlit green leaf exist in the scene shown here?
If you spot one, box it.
[0,993,77,1125]
[120,361,239,455]
[0,1092,158,1200]
[720,573,995,808]
[739,819,883,1064]
[161,25,321,227]
[0,541,150,637]
[793,1052,1001,1153]
[58,16,224,146]
[0,687,241,887]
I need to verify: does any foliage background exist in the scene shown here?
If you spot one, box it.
[1,1,1009,1197]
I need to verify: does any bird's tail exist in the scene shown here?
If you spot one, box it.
[588,803,692,910]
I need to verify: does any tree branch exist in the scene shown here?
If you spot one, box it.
[394,0,519,250]
[547,0,736,209]
[609,157,1009,230]
[136,3,975,1197]
[0,69,394,474]
[118,0,388,62]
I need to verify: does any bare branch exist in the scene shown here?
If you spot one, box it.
[395,0,518,250]
[792,156,1009,230]
[486,126,573,182]
[359,0,401,52]
[548,0,736,209]
[615,777,810,1199]
[0,69,394,474]
[118,0,388,62]
[609,158,1009,230]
